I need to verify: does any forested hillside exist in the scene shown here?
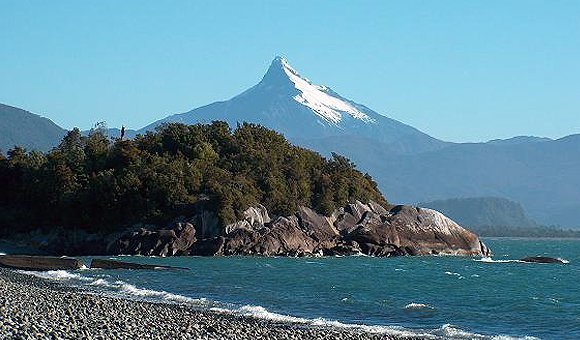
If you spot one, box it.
[0,122,386,236]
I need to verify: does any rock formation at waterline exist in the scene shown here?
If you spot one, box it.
[108,222,197,257]
[110,201,491,258]
[0,255,84,271]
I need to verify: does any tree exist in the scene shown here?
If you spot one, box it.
[0,121,388,235]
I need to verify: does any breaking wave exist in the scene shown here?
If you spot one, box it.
[475,256,570,264]
[474,257,525,264]
[18,269,208,307]
[405,303,434,310]
[19,270,94,281]
[17,269,538,340]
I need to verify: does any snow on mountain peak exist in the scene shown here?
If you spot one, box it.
[265,56,375,125]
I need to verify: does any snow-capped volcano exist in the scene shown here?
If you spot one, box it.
[263,56,375,125]
[140,56,445,154]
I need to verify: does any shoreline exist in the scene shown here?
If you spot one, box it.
[0,268,421,339]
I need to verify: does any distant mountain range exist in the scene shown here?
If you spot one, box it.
[0,104,66,152]
[419,197,538,228]
[420,197,580,238]
[1,57,579,227]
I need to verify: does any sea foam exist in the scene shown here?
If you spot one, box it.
[474,257,524,264]
[212,304,440,338]
[16,267,538,340]
[18,270,93,282]
[405,303,434,310]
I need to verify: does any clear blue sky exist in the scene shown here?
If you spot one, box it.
[1,1,579,142]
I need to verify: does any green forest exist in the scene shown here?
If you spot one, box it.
[0,122,387,236]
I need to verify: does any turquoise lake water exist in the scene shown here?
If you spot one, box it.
[19,238,580,339]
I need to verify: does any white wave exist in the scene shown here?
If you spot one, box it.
[213,304,439,338]
[17,266,536,340]
[445,271,465,279]
[0,252,6,255]
[238,305,309,323]
[18,270,93,282]
[404,303,434,310]
[310,318,438,338]
[433,324,539,340]
[476,256,570,265]
[85,278,209,306]
[18,269,207,307]
[89,278,110,286]
[474,257,524,264]
[439,324,485,338]
[118,283,207,305]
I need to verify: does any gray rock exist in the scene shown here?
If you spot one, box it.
[519,256,567,264]
[0,255,84,271]
[106,200,490,258]
[109,222,196,256]
[90,259,189,270]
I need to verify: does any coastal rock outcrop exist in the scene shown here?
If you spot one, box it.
[213,203,489,257]
[90,259,189,270]
[346,205,490,256]
[0,255,84,271]
[109,222,196,257]
[520,256,567,264]
[121,201,489,258]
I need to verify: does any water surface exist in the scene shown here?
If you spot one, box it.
[20,238,580,339]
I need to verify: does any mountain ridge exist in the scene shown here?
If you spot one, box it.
[139,57,448,155]
[419,197,538,228]
[0,103,66,152]
[2,57,579,227]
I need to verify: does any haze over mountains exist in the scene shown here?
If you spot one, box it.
[1,57,579,227]
[420,197,538,229]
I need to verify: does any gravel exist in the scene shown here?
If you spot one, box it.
[0,269,421,340]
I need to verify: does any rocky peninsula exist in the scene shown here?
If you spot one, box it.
[113,201,490,258]
[0,123,490,259]
[3,201,490,259]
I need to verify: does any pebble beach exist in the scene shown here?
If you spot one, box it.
[0,269,416,340]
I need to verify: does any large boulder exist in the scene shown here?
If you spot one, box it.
[109,222,196,257]
[352,205,490,256]
[222,216,320,256]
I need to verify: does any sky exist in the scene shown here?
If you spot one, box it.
[1,1,579,142]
